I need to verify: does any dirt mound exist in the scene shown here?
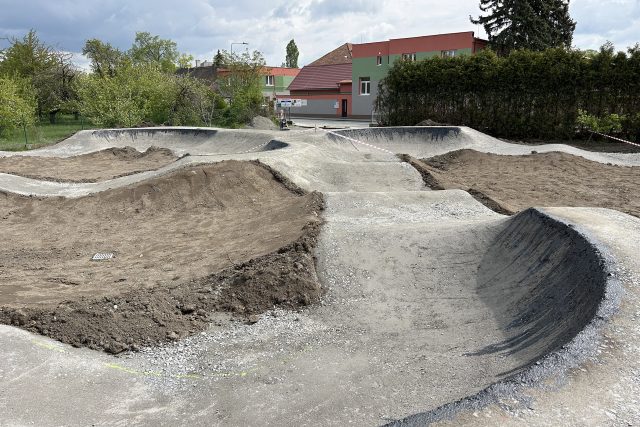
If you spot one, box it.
[415,119,443,126]
[0,146,177,182]
[407,149,640,217]
[0,161,323,353]
[246,115,278,130]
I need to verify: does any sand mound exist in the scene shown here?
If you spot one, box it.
[407,149,640,217]
[0,160,323,353]
[0,146,177,182]
[415,119,443,126]
[245,115,278,130]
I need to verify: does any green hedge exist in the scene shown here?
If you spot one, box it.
[376,46,640,141]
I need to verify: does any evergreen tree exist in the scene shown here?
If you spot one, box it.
[213,50,225,68]
[471,0,576,54]
[285,39,299,68]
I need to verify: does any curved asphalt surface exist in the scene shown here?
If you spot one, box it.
[0,126,639,426]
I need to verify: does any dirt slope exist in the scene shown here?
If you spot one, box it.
[0,160,323,353]
[406,149,640,217]
[0,146,177,182]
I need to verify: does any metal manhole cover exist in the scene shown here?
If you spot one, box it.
[92,252,115,261]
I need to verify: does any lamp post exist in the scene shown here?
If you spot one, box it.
[230,42,248,56]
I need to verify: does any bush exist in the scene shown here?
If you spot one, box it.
[78,63,223,128]
[376,45,640,141]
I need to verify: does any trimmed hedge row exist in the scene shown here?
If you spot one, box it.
[375,47,640,141]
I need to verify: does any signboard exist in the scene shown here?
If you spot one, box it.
[277,99,307,108]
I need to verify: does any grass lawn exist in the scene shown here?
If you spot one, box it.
[0,115,96,151]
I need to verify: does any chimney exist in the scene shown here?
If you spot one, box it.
[195,59,200,67]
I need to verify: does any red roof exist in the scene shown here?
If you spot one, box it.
[309,43,353,66]
[288,63,352,91]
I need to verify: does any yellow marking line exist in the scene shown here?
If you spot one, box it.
[104,363,201,380]
[31,339,67,353]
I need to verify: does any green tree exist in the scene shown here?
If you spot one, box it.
[171,76,224,126]
[471,0,576,54]
[285,39,299,68]
[77,63,175,127]
[82,39,124,77]
[0,76,36,136]
[178,53,194,69]
[213,50,225,68]
[216,50,266,126]
[0,30,78,121]
[128,32,179,72]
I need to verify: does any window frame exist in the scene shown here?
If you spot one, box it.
[441,50,456,58]
[402,53,417,62]
[265,75,275,86]
[376,55,382,66]
[360,77,371,96]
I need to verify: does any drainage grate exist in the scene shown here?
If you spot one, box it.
[92,252,115,261]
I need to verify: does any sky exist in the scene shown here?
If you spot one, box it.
[0,0,639,70]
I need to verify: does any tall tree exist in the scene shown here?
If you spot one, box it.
[285,39,299,68]
[82,39,124,77]
[0,30,77,120]
[471,0,576,55]
[128,32,179,72]
[213,50,225,68]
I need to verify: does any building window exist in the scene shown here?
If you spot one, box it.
[376,55,382,66]
[442,50,456,58]
[402,53,417,62]
[265,75,274,86]
[360,77,370,95]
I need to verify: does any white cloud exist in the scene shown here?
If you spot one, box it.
[1,0,638,68]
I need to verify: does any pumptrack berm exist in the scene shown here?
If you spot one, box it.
[1,126,639,426]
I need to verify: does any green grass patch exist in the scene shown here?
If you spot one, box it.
[0,115,96,151]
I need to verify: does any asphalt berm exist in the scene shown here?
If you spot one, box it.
[0,160,323,353]
[0,146,178,182]
[404,149,640,217]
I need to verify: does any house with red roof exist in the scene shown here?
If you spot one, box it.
[278,43,353,118]
[281,32,487,119]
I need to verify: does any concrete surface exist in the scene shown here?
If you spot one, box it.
[0,126,639,426]
[292,117,373,129]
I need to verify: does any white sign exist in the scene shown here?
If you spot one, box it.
[279,99,292,107]
[291,99,307,107]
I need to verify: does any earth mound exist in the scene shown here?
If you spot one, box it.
[0,146,178,182]
[415,119,443,126]
[407,149,640,217]
[245,115,278,130]
[0,160,323,353]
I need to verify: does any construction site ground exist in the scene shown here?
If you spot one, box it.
[0,126,639,426]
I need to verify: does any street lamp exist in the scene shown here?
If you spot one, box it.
[230,42,248,55]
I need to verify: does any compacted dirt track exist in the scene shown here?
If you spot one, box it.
[407,149,640,217]
[0,160,323,353]
[0,146,178,182]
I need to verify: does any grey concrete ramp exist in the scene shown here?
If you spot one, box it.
[0,127,283,158]
[329,126,640,166]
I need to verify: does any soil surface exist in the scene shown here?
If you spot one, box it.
[0,146,178,182]
[406,149,640,217]
[0,160,323,353]
[505,138,640,153]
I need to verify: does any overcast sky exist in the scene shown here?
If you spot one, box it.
[1,0,638,69]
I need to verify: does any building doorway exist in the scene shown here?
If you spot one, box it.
[341,99,348,118]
